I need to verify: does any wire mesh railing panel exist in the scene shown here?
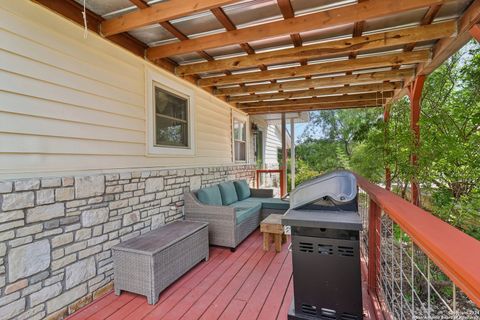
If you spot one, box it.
[358,187,480,320]
[358,188,369,263]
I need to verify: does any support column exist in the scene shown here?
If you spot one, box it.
[281,113,287,197]
[368,199,381,295]
[384,105,391,191]
[290,119,296,190]
[470,23,480,42]
[408,75,426,206]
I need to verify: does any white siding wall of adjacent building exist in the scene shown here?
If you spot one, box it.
[264,124,283,169]
[0,1,249,179]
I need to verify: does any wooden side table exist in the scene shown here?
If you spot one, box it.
[260,214,287,252]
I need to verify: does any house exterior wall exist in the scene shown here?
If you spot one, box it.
[0,2,256,320]
[0,165,255,320]
[0,1,245,179]
[265,125,283,169]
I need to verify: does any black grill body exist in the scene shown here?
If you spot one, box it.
[282,171,363,320]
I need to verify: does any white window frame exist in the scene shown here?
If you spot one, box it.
[146,68,195,156]
[232,117,248,162]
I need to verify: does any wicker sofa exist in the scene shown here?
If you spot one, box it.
[184,180,289,249]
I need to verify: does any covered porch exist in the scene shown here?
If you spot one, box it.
[65,230,381,320]
[0,0,479,319]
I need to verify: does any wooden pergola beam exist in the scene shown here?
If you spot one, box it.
[32,0,147,57]
[470,23,480,42]
[147,0,445,60]
[199,50,430,87]
[100,0,239,37]
[246,100,381,114]
[391,0,480,102]
[176,21,455,77]
[228,82,401,103]
[215,69,414,96]
[239,92,391,108]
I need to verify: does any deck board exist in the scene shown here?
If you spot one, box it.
[66,229,376,320]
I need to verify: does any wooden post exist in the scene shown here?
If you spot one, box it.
[408,75,425,206]
[290,119,296,190]
[470,23,480,42]
[384,105,392,191]
[368,199,382,294]
[281,113,287,197]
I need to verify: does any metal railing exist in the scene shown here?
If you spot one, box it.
[356,173,480,320]
[255,169,285,197]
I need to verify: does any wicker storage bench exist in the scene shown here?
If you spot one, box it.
[112,220,209,304]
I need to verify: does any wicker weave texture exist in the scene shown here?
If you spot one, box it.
[184,187,286,249]
[113,224,208,304]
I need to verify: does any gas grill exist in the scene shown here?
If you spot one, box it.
[282,170,363,320]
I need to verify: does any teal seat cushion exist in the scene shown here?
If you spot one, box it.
[249,197,290,211]
[196,185,222,206]
[218,181,239,205]
[234,180,251,200]
[234,203,262,224]
[229,198,262,209]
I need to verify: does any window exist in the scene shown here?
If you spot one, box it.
[146,68,195,156]
[233,119,246,161]
[154,85,188,147]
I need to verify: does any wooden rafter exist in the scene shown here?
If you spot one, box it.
[147,0,445,60]
[404,4,443,52]
[390,4,442,72]
[198,50,430,87]
[245,100,382,114]
[238,92,392,109]
[214,69,414,96]
[127,0,215,63]
[100,0,239,37]
[209,7,269,83]
[211,8,256,56]
[471,23,480,42]
[228,82,401,103]
[391,0,480,102]
[175,22,455,76]
[277,0,303,47]
[32,0,147,58]
[422,0,480,75]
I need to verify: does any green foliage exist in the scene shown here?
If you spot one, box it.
[295,40,480,239]
[296,108,386,182]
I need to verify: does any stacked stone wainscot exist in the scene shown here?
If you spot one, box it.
[0,165,255,320]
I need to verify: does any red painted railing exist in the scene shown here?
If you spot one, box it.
[355,173,480,310]
[255,169,285,197]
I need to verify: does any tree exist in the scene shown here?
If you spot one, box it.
[295,40,480,238]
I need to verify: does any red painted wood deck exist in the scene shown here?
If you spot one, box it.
[67,230,377,320]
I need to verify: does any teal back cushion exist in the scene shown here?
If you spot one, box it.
[196,185,222,206]
[234,180,251,200]
[218,181,239,205]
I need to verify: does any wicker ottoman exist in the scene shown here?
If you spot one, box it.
[112,220,209,304]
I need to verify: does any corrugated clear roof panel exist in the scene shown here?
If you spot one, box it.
[435,0,472,20]
[203,45,246,59]
[248,35,293,52]
[363,8,428,33]
[222,0,283,29]
[170,11,225,38]
[169,52,206,65]
[300,24,353,44]
[291,0,356,16]
[128,24,176,46]
[73,0,134,17]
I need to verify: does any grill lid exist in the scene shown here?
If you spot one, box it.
[290,170,357,210]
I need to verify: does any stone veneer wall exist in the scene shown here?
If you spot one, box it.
[0,164,255,320]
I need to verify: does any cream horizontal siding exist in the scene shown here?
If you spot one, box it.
[265,125,282,168]
[0,91,145,131]
[0,71,145,119]
[0,1,249,178]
